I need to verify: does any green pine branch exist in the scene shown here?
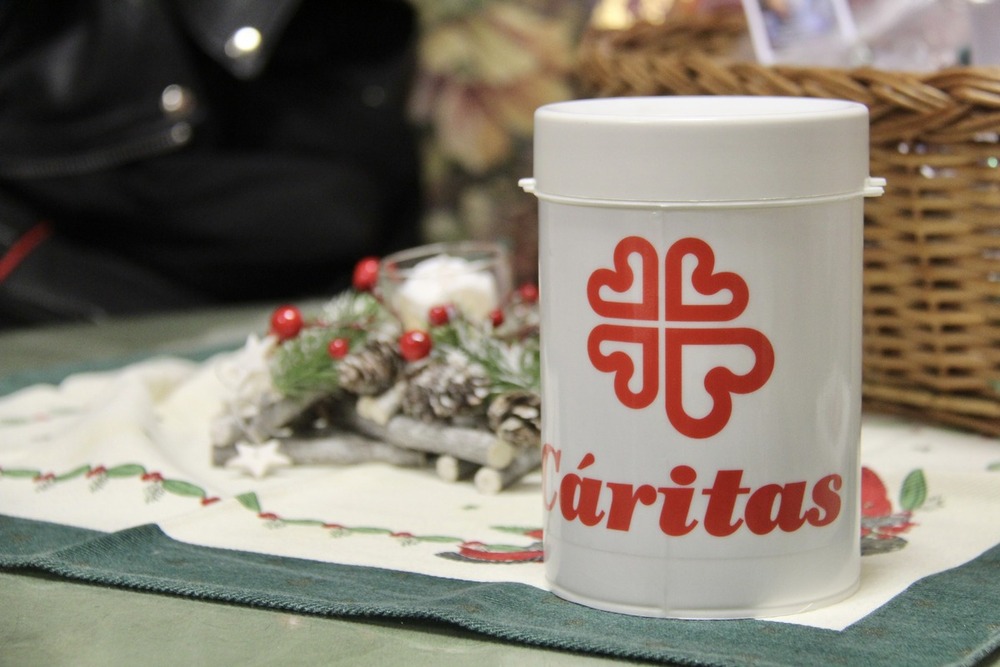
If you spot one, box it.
[270,291,396,398]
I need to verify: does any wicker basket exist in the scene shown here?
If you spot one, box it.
[576,15,1000,437]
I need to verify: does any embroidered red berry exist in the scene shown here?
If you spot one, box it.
[489,308,505,328]
[327,337,350,359]
[399,330,432,361]
[352,256,380,292]
[428,304,451,326]
[270,305,303,341]
[517,283,539,303]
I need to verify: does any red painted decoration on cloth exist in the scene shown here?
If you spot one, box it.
[861,466,893,517]
[861,466,916,538]
[457,542,544,563]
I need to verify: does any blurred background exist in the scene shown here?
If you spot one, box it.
[0,0,978,327]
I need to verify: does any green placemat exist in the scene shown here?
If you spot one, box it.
[1,514,998,667]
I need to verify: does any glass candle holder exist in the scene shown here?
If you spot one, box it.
[378,241,512,330]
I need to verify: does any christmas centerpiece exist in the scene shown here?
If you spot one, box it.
[211,241,541,494]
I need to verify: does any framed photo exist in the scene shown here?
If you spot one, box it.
[741,0,860,65]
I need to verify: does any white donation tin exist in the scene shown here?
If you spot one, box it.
[520,96,885,618]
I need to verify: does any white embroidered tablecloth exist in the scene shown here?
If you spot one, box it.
[1,352,998,634]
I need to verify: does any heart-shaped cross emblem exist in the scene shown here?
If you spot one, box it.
[587,236,658,320]
[587,324,659,409]
[664,328,774,439]
[585,236,774,439]
[665,237,748,322]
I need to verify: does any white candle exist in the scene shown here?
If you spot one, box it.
[392,254,499,329]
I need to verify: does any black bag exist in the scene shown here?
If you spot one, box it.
[0,0,422,327]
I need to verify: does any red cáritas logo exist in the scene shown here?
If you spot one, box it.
[587,236,774,439]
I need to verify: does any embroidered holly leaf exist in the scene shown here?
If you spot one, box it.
[347,526,393,535]
[281,519,327,528]
[104,464,146,478]
[162,479,206,499]
[899,469,927,511]
[55,465,91,482]
[491,526,542,536]
[0,468,41,478]
[236,492,261,513]
[987,461,1000,472]
[414,535,464,544]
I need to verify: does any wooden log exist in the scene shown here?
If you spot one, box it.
[355,383,404,426]
[213,431,425,468]
[351,413,514,469]
[210,393,322,448]
[435,455,479,482]
[474,444,542,495]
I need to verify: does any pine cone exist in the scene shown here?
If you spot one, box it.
[488,390,541,448]
[338,338,403,395]
[401,358,491,423]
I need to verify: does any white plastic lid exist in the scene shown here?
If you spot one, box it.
[526,96,875,204]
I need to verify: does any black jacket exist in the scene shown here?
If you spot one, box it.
[0,0,422,325]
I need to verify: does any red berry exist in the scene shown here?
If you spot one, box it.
[327,337,350,359]
[399,330,432,361]
[428,304,451,326]
[517,283,539,303]
[270,305,304,341]
[489,308,505,328]
[352,256,380,292]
